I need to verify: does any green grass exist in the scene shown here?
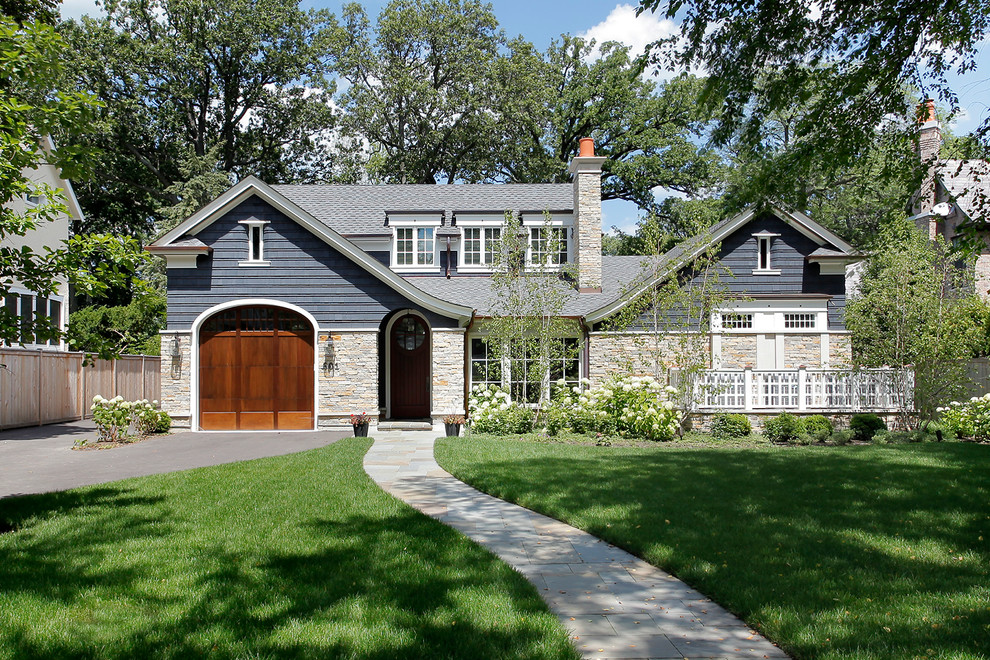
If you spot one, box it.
[436,437,990,660]
[0,438,578,660]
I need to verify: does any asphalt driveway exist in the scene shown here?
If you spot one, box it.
[0,421,350,498]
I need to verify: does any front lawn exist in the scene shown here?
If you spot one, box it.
[0,438,578,659]
[436,437,990,660]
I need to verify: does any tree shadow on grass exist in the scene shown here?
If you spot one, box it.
[0,482,577,659]
[439,440,990,659]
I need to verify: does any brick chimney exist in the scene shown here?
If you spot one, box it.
[568,138,606,292]
[915,99,942,237]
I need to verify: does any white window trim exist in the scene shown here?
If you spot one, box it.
[238,219,271,266]
[467,331,583,404]
[458,218,505,272]
[713,300,828,334]
[391,218,441,273]
[2,286,66,349]
[525,221,573,269]
[753,231,781,275]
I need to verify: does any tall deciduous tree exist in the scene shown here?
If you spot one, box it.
[59,0,343,238]
[328,0,505,184]
[637,0,990,194]
[846,223,986,428]
[0,17,148,349]
[494,36,720,213]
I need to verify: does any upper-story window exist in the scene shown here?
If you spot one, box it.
[391,214,441,272]
[753,231,781,275]
[458,214,505,270]
[238,219,270,266]
[529,227,568,266]
[25,193,42,206]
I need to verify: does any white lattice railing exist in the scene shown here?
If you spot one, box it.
[682,368,913,412]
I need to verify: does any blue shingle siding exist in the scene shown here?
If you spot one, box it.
[166,199,460,330]
[610,213,847,331]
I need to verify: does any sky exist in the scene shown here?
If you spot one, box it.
[59,0,990,234]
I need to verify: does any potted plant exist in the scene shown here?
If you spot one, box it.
[443,414,465,437]
[350,412,371,437]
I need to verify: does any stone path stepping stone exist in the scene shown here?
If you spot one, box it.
[364,430,789,660]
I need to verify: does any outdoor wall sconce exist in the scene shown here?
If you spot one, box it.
[169,335,182,380]
[322,335,337,376]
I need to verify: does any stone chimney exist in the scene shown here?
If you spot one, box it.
[915,99,942,237]
[568,138,606,292]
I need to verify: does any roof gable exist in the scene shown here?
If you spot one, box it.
[147,176,474,322]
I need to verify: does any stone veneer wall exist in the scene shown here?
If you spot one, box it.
[159,331,191,427]
[719,335,757,369]
[783,335,821,369]
[588,333,711,381]
[318,330,378,427]
[830,333,853,368]
[975,254,990,301]
[431,329,466,417]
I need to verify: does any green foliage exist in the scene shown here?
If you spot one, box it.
[68,293,165,356]
[938,395,990,440]
[0,18,150,349]
[709,413,751,439]
[89,395,171,443]
[873,429,938,444]
[762,412,804,444]
[802,415,833,442]
[849,413,888,442]
[468,386,534,435]
[59,0,343,239]
[846,224,986,427]
[828,429,853,446]
[637,0,990,209]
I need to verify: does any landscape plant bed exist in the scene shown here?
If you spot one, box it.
[436,437,990,660]
[0,439,578,660]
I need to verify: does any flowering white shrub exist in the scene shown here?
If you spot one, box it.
[91,395,170,443]
[468,384,533,434]
[938,395,990,440]
[548,375,681,441]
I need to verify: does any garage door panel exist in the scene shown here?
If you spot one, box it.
[199,306,314,431]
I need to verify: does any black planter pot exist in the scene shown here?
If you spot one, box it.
[353,422,370,437]
[444,423,462,437]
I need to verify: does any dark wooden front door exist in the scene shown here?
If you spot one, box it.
[390,315,430,418]
[199,306,314,430]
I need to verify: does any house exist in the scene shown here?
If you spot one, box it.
[148,139,863,431]
[911,99,990,297]
[1,135,78,348]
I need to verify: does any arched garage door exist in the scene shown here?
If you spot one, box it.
[199,306,314,430]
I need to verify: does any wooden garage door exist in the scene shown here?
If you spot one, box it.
[199,306,314,430]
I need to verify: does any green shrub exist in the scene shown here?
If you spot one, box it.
[850,413,887,441]
[469,386,535,434]
[938,395,990,440]
[828,430,853,445]
[788,433,815,445]
[875,429,935,444]
[763,412,804,443]
[710,413,751,439]
[803,415,833,442]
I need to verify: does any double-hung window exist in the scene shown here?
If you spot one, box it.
[391,215,440,271]
[460,224,502,269]
[529,227,568,266]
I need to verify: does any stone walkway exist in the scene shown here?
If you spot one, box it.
[364,430,788,660]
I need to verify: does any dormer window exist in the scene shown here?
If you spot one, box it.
[529,227,569,266]
[390,214,441,272]
[458,215,505,270]
[753,231,781,275]
[25,193,42,206]
[238,219,270,266]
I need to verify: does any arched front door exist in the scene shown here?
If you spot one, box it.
[389,314,430,418]
[199,305,314,430]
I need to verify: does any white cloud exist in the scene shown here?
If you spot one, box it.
[59,0,105,20]
[579,3,677,59]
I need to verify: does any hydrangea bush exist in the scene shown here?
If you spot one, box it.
[938,395,990,440]
[468,385,534,434]
[91,395,171,443]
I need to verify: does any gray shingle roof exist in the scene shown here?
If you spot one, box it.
[939,159,990,221]
[403,256,644,317]
[273,183,573,236]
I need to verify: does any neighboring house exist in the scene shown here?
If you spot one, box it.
[1,136,77,348]
[911,99,990,297]
[148,140,863,431]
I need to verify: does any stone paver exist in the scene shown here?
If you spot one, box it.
[365,430,789,660]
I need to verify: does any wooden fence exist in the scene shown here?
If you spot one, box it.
[0,348,160,430]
